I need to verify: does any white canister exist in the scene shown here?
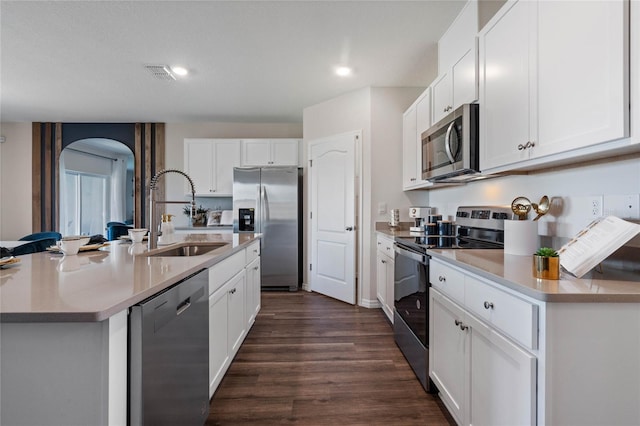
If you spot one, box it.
[504,220,539,256]
[389,209,400,227]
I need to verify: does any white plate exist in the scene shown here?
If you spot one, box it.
[47,243,109,253]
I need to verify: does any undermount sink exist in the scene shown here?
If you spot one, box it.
[142,242,229,257]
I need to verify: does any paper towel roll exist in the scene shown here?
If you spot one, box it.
[504,220,539,255]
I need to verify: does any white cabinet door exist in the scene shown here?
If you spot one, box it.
[431,73,453,124]
[402,105,419,189]
[241,139,271,166]
[479,0,535,171]
[209,286,230,398]
[185,139,240,195]
[376,250,388,314]
[429,289,467,425]
[213,140,241,195]
[466,311,537,426]
[245,256,261,327]
[271,139,299,166]
[535,0,628,157]
[452,45,478,108]
[185,139,213,194]
[227,270,246,356]
[384,253,394,323]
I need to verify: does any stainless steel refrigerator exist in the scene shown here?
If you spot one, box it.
[233,167,302,291]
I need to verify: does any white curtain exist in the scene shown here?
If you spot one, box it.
[110,156,127,222]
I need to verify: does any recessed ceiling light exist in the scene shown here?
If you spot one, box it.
[171,66,188,77]
[335,66,352,77]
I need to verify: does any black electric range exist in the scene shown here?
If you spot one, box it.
[392,205,515,393]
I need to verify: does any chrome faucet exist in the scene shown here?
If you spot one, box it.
[148,169,196,249]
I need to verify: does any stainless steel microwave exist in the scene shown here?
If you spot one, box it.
[421,103,480,182]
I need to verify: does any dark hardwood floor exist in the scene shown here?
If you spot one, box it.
[207,291,455,425]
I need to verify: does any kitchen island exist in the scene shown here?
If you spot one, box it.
[0,232,260,426]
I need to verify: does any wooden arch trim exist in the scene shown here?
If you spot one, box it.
[32,122,165,233]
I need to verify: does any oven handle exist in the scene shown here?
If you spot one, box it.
[394,244,427,265]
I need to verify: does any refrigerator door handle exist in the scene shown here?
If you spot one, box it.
[261,185,270,225]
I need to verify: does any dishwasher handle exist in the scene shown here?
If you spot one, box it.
[394,243,427,265]
[176,297,191,316]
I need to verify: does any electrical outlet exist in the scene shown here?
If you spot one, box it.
[588,195,603,218]
[604,194,640,219]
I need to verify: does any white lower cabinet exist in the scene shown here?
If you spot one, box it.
[208,242,261,398]
[430,287,536,426]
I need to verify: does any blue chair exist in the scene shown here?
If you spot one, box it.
[11,238,58,256]
[106,221,126,228]
[107,224,132,241]
[19,231,62,242]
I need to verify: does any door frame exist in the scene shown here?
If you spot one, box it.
[305,129,363,305]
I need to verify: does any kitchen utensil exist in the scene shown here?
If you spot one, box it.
[511,196,532,220]
[532,195,550,221]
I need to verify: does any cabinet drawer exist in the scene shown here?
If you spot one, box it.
[245,241,260,264]
[376,235,394,257]
[209,251,246,295]
[465,276,538,349]
[430,259,465,305]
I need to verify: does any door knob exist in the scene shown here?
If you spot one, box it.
[345,226,354,231]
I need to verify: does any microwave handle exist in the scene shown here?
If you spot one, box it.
[444,121,456,164]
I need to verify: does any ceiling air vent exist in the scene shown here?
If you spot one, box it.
[144,64,176,81]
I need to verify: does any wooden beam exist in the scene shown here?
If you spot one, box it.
[54,123,62,232]
[43,123,52,231]
[134,123,143,228]
[32,124,42,233]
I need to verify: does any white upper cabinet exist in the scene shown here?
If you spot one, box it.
[479,0,629,172]
[402,88,431,190]
[241,139,299,166]
[432,0,479,124]
[184,139,241,196]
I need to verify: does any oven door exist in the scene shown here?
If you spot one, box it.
[393,243,428,345]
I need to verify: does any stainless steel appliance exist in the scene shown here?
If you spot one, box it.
[393,205,515,392]
[422,103,480,182]
[129,269,209,426]
[233,167,302,291]
[409,206,435,233]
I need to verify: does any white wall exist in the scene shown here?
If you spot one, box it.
[410,154,640,246]
[303,87,422,306]
[0,122,32,240]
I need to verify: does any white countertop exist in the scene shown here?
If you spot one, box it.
[0,233,260,322]
[428,249,640,303]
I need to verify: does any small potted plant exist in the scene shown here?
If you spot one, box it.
[183,204,209,227]
[533,247,560,279]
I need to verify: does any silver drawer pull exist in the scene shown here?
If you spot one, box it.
[438,275,446,282]
[484,301,494,310]
[229,288,237,294]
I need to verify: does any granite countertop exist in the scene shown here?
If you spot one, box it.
[428,249,640,303]
[0,233,260,322]
[375,222,417,238]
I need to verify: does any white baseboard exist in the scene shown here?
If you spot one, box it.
[360,297,382,309]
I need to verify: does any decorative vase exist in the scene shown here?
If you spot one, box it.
[532,255,560,279]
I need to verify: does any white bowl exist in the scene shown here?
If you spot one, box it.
[128,228,148,243]
[63,235,91,246]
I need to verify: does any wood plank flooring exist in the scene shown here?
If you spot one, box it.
[207,291,455,425]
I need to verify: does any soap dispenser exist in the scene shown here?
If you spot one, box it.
[160,214,174,235]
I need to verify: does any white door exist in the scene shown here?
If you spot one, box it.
[309,132,357,304]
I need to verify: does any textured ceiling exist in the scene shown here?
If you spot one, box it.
[1,1,466,123]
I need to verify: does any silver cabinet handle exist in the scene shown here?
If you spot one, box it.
[438,275,446,282]
[517,141,536,151]
[229,288,237,294]
[484,301,494,310]
[454,319,468,331]
[377,242,381,246]
[381,259,386,264]
[253,266,259,270]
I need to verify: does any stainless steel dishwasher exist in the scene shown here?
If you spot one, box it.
[129,269,209,426]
